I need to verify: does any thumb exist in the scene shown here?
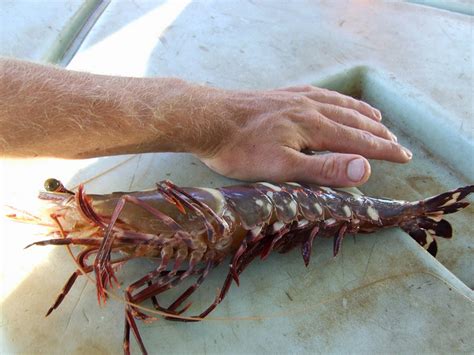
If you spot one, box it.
[284,149,371,187]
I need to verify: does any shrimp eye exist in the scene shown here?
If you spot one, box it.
[44,178,62,192]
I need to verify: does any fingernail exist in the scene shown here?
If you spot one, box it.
[390,132,398,142]
[347,158,366,182]
[402,147,413,159]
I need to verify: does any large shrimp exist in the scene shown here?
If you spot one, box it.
[9,179,473,354]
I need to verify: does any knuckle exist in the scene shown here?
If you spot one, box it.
[319,105,346,122]
[319,87,335,95]
[360,131,378,149]
[319,156,339,180]
[315,88,339,101]
[360,116,388,138]
[330,122,346,141]
[332,95,349,107]
[352,98,366,108]
[279,86,297,92]
[300,85,315,92]
[326,105,345,116]
[346,108,362,120]
[389,141,402,154]
[350,98,376,115]
[379,141,401,159]
[368,119,385,133]
[299,111,324,131]
[380,126,392,138]
[373,108,382,116]
[304,113,324,133]
[289,95,309,106]
[361,103,381,119]
[282,97,314,120]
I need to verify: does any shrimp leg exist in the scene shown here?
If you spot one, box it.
[93,193,194,303]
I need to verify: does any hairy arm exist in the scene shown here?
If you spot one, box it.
[0,58,230,158]
[0,58,411,186]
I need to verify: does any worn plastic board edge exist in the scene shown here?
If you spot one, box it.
[288,64,366,96]
[43,0,110,65]
[407,0,474,16]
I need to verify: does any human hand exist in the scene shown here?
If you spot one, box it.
[0,59,410,180]
[194,85,411,187]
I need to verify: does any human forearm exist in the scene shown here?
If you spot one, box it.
[0,58,227,158]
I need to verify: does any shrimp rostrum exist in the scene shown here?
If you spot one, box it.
[12,179,474,354]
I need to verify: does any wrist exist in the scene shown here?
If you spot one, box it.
[147,80,239,157]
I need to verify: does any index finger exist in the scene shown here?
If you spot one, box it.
[313,120,412,162]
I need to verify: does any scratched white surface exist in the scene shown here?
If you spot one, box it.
[0,0,103,64]
[1,1,473,354]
